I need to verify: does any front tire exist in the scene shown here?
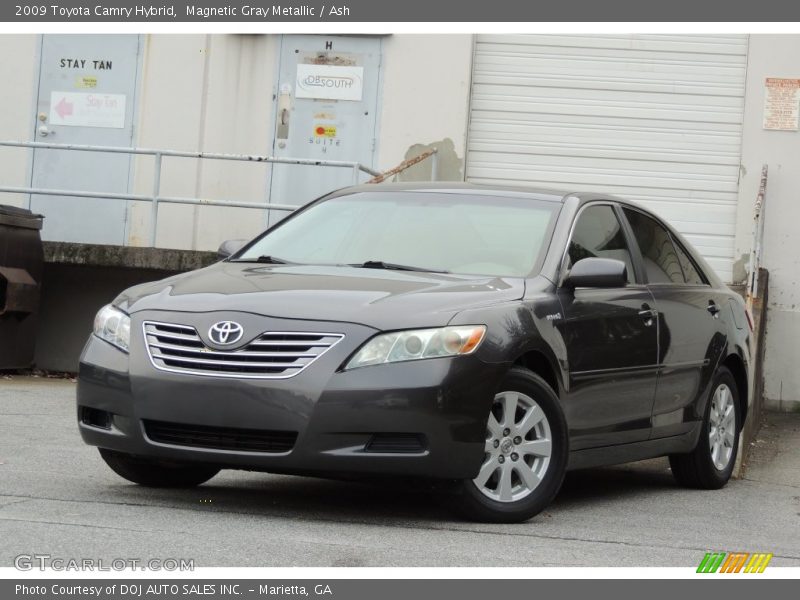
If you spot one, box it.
[669,366,740,489]
[99,448,220,488]
[451,367,568,523]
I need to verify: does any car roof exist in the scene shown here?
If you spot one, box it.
[331,182,569,203]
[333,182,656,210]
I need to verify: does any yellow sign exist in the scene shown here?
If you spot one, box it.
[314,125,337,138]
[76,76,98,89]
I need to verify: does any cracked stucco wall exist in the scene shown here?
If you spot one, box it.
[397,138,463,182]
[128,34,279,251]
[734,35,800,411]
[376,35,472,181]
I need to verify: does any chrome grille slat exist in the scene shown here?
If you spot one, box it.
[151,352,312,368]
[142,320,344,379]
[145,329,204,344]
[247,340,332,348]
[144,322,197,333]
[147,340,319,358]
[151,322,196,332]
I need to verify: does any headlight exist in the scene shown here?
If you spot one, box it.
[345,325,486,370]
[93,304,131,353]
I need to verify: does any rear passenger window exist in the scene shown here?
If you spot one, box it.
[623,208,684,284]
[568,205,634,284]
[673,240,707,285]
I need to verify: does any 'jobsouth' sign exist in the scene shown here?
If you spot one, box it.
[296,65,364,102]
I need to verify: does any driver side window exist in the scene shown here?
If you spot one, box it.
[568,205,635,284]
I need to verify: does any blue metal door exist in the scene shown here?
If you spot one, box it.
[267,35,382,225]
[30,34,141,245]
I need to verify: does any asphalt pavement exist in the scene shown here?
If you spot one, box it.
[1,376,799,568]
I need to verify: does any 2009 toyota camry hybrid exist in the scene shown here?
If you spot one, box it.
[77,183,750,522]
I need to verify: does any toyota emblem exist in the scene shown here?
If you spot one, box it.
[208,321,244,345]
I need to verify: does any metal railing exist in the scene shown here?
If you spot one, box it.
[0,140,438,246]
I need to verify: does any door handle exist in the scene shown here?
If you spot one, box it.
[707,301,721,317]
[638,304,657,326]
[276,90,292,140]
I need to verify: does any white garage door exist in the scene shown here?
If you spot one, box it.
[466,35,748,283]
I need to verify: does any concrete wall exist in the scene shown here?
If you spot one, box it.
[34,263,179,371]
[377,34,473,182]
[127,34,280,251]
[733,35,800,412]
[0,35,38,208]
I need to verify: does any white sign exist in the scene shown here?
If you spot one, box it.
[296,64,364,101]
[763,78,800,131]
[49,91,127,129]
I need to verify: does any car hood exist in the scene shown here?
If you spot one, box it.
[115,262,526,330]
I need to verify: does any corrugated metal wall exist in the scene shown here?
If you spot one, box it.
[466,35,748,282]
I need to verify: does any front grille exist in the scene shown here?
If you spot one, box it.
[365,433,428,454]
[142,321,343,379]
[143,420,298,453]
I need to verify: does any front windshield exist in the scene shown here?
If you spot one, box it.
[236,191,559,278]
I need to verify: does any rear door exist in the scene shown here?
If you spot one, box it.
[556,203,658,449]
[620,207,727,439]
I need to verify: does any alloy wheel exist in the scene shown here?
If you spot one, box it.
[473,390,552,502]
[708,383,736,471]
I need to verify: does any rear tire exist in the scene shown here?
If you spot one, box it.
[99,448,220,488]
[451,366,568,523]
[669,366,740,489]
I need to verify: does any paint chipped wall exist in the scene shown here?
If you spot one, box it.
[734,35,800,411]
[127,34,278,250]
[376,35,473,181]
[124,34,473,252]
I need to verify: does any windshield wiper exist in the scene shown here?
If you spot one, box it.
[352,260,450,274]
[230,255,294,265]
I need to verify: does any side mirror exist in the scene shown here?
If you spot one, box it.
[564,257,627,289]
[217,239,247,260]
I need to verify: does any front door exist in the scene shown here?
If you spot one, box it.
[556,204,659,450]
[30,34,142,245]
[267,35,382,225]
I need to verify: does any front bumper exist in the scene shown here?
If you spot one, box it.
[77,311,506,480]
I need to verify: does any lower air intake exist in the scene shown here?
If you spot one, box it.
[365,433,427,454]
[143,420,297,453]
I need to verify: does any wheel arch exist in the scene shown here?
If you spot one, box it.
[513,349,561,398]
[721,352,748,429]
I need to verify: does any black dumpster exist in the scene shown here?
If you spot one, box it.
[0,205,44,369]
